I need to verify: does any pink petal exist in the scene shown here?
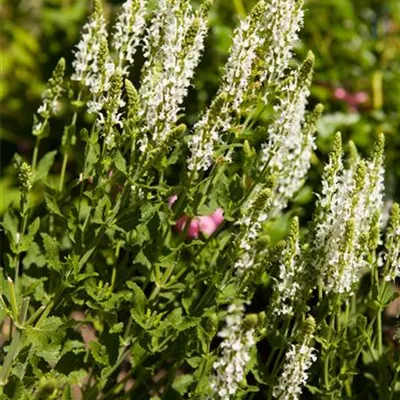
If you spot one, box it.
[353,91,368,104]
[187,219,200,239]
[334,87,347,100]
[175,215,199,239]
[210,208,224,226]
[168,195,178,208]
[199,216,218,236]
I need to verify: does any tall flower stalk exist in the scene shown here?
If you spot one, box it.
[272,317,317,400]
[311,133,385,295]
[137,0,210,153]
[111,0,147,75]
[210,303,257,399]
[187,0,305,173]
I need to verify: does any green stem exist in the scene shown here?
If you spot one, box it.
[324,294,340,396]
[59,93,81,192]
[0,330,22,386]
[0,297,29,386]
[59,152,69,191]
[31,136,42,172]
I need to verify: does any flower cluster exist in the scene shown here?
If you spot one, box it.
[383,203,400,282]
[259,54,320,214]
[111,0,147,75]
[270,217,306,317]
[97,73,126,149]
[257,0,304,93]
[234,188,272,275]
[169,195,224,239]
[312,133,385,295]
[210,303,256,400]
[71,0,108,88]
[138,0,210,151]
[187,0,305,173]
[32,58,65,137]
[72,0,148,147]
[273,317,317,400]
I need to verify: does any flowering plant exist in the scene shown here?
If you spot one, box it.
[0,1,399,399]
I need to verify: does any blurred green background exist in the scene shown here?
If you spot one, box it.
[1,0,399,214]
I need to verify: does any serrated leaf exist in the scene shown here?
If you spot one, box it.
[196,326,209,354]
[23,242,46,269]
[93,196,111,224]
[19,217,40,252]
[26,316,64,367]
[89,342,109,366]
[44,193,64,217]
[41,233,62,271]
[34,150,57,182]
[127,281,149,330]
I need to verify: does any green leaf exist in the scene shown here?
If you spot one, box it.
[114,151,127,174]
[34,150,57,182]
[44,193,64,217]
[172,374,194,396]
[89,342,109,366]
[127,281,147,316]
[19,217,40,252]
[41,233,62,271]
[26,316,64,367]
[1,208,19,253]
[62,124,77,152]
[93,195,112,224]
[22,242,46,269]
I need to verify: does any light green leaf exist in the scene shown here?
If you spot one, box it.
[19,217,40,252]
[41,233,62,271]
[89,342,109,366]
[34,150,57,182]
[114,151,127,174]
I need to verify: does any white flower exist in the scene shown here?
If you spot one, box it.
[312,134,385,295]
[210,304,256,400]
[187,0,305,173]
[111,0,147,75]
[271,218,305,317]
[233,188,272,275]
[259,55,316,214]
[273,318,316,400]
[138,0,209,150]
[257,0,305,94]
[71,4,108,86]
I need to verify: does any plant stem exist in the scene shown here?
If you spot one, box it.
[31,136,42,172]
[59,93,81,192]
[59,152,69,191]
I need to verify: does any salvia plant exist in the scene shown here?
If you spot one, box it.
[0,0,399,399]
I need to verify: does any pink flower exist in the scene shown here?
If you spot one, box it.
[168,195,178,208]
[198,216,217,236]
[169,196,224,239]
[334,87,369,112]
[198,208,225,237]
[334,87,347,100]
[211,208,224,226]
[175,215,200,239]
